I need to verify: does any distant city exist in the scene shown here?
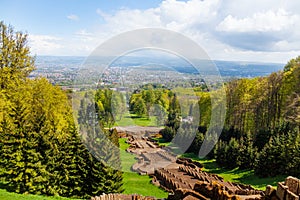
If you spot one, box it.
[31,56,285,90]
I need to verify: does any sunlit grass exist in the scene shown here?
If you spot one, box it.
[0,188,79,200]
[114,113,159,127]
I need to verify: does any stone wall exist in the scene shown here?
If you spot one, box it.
[193,181,241,200]
[154,159,263,200]
[264,176,300,200]
[176,157,203,169]
[91,173,299,200]
[91,194,157,200]
[167,188,209,200]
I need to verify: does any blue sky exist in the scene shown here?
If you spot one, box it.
[1,0,300,63]
[1,0,162,35]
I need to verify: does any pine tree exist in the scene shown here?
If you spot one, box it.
[237,133,257,169]
[78,93,123,197]
[0,22,125,198]
[254,133,286,177]
[166,94,181,131]
[0,83,48,194]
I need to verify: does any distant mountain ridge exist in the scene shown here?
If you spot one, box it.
[35,56,284,78]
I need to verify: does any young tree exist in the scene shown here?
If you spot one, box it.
[132,96,147,117]
[0,22,35,89]
[111,92,126,120]
[237,133,257,169]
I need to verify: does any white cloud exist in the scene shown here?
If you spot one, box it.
[67,14,79,21]
[29,35,63,55]
[30,0,300,62]
[95,0,220,33]
[90,0,223,58]
[214,8,300,52]
[90,0,300,62]
[216,9,299,32]
[159,0,219,26]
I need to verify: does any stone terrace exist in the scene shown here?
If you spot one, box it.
[91,194,157,200]
[154,158,264,200]
[112,126,300,200]
[265,176,300,200]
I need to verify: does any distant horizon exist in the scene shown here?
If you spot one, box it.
[34,54,285,79]
[34,54,286,65]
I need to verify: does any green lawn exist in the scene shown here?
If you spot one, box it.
[0,188,79,200]
[119,138,168,198]
[151,137,171,147]
[181,153,285,191]
[114,113,160,127]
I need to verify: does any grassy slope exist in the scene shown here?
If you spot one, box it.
[0,189,79,200]
[182,153,285,191]
[114,113,159,127]
[119,138,168,198]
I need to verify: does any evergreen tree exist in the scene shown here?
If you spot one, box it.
[215,140,228,166]
[0,22,124,198]
[159,127,175,142]
[0,82,48,194]
[237,133,257,169]
[187,131,204,154]
[254,133,286,177]
[215,138,240,169]
[166,94,181,131]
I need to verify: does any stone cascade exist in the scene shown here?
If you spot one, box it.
[153,167,197,192]
[194,181,263,200]
[91,194,157,200]
[111,128,300,200]
[167,188,209,200]
[178,165,262,196]
[127,136,177,175]
[264,176,300,200]
[157,150,177,162]
[154,158,264,200]
[176,158,203,169]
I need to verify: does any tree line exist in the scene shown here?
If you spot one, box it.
[162,57,300,177]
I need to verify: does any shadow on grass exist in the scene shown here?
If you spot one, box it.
[0,181,14,192]
[236,171,285,189]
[181,153,286,190]
[124,115,140,119]
[0,182,7,189]
[154,137,167,143]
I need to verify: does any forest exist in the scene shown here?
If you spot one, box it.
[0,22,123,198]
[159,57,300,177]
